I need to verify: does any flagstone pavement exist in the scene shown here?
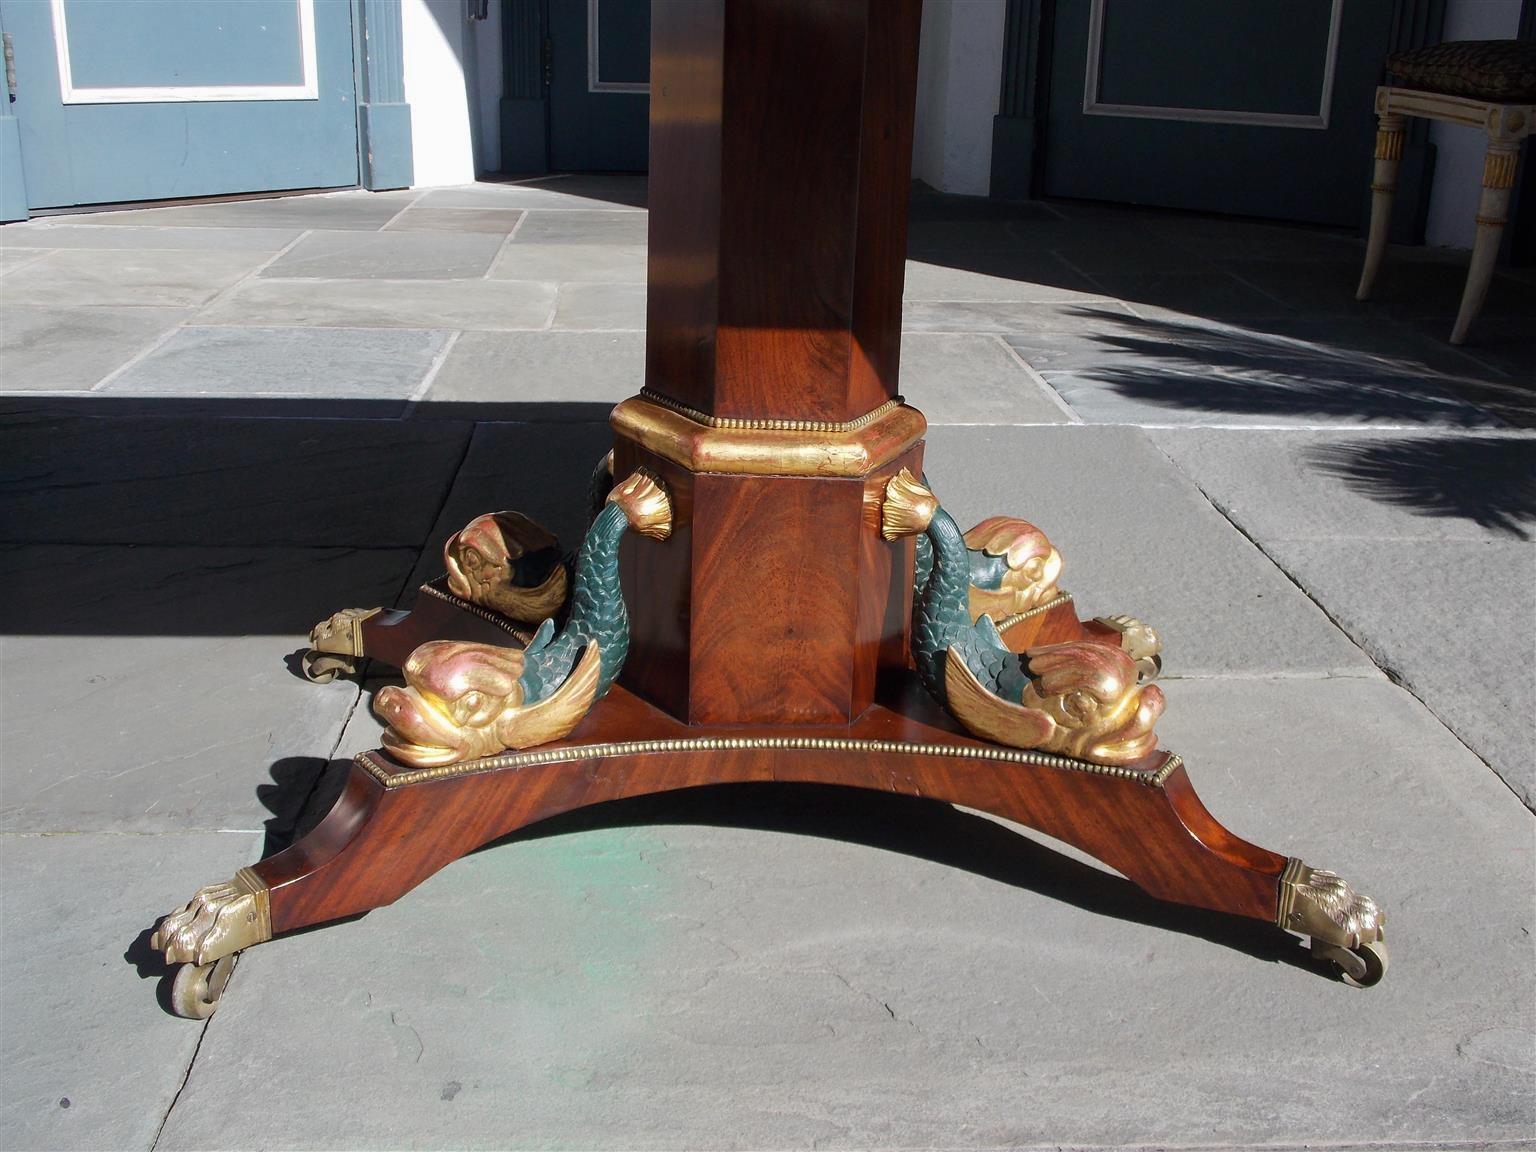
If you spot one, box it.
[2,176,1532,1151]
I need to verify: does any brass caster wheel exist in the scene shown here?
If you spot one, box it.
[301,650,355,683]
[169,954,235,1019]
[1314,934,1389,988]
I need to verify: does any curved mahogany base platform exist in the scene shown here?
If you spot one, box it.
[257,676,1285,937]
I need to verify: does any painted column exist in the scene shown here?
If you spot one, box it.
[355,0,414,190]
[989,0,1044,199]
[499,0,547,173]
[0,5,29,220]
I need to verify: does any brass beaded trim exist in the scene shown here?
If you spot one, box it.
[638,388,904,433]
[358,737,1181,791]
[419,579,536,645]
[994,592,1074,634]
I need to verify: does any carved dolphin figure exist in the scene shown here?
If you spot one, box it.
[376,472,672,767]
[913,514,1063,622]
[886,470,1162,768]
[443,510,569,624]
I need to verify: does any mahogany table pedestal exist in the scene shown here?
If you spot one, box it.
[152,0,1387,1018]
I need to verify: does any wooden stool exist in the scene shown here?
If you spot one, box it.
[1356,40,1536,344]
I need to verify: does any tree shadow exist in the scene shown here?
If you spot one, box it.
[1305,436,1536,539]
[1048,307,1508,427]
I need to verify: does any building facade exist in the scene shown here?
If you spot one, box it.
[1,0,1527,251]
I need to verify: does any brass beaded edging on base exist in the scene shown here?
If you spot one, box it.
[419,579,536,645]
[358,737,1182,790]
[639,388,904,433]
[994,592,1074,634]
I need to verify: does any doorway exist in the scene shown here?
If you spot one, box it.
[547,0,649,171]
[1039,0,1398,226]
[1,0,359,211]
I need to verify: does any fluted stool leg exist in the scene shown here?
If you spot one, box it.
[1356,111,1406,301]
[1451,141,1520,345]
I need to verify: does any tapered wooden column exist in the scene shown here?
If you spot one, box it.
[614,0,926,726]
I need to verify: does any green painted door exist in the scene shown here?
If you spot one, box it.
[2,0,358,210]
[548,0,649,171]
[1044,0,1395,225]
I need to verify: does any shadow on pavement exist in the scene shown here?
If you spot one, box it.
[1305,435,1536,539]
[0,399,615,634]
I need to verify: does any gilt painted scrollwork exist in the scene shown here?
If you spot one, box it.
[884,469,1164,768]
[443,510,569,624]
[376,472,673,767]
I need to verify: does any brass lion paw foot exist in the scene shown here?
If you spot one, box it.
[1278,859,1389,987]
[302,606,383,682]
[152,867,272,1018]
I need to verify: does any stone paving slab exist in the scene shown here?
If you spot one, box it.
[904,257,1102,302]
[0,830,262,1152]
[1009,306,1491,381]
[1,410,472,547]
[0,305,191,391]
[102,326,451,401]
[898,333,1070,425]
[261,230,506,280]
[0,248,268,308]
[381,206,527,234]
[489,242,647,283]
[429,331,642,408]
[0,544,414,833]
[62,189,419,231]
[514,210,651,246]
[552,282,647,329]
[1148,428,1536,542]
[191,277,555,330]
[1039,364,1501,429]
[921,426,1378,677]
[152,678,1533,1151]
[1264,538,1536,809]
[1069,269,1289,319]
[1148,427,1536,806]
[0,246,52,271]
[0,224,303,251]
[903,297,1124,333]
[419,180,647,212]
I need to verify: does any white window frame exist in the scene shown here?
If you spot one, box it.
[51,0,318,105]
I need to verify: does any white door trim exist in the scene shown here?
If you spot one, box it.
[586,0,648,93]
[1081,0,1342,129]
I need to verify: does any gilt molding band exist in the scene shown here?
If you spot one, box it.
[1374,128,1405,161]
[1482,150,1518,189]
[359,740,1181,790]
[639,388,904,433]
[611,395,927,478]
